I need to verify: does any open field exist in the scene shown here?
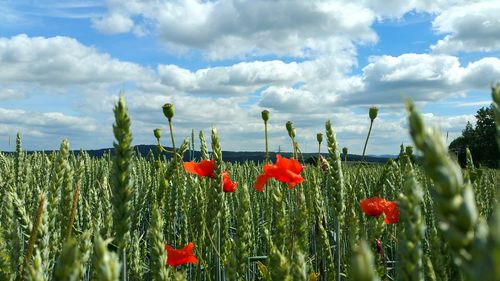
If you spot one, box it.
[0,90,499,281]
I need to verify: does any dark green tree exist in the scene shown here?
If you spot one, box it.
[449,105,499,167]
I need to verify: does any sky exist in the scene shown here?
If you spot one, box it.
[0,0,499,155]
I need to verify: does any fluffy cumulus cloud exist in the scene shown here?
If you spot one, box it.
[92,0,497,58]
[431,1,500,53]
[157,60,303,95]
[336,54,500,106]
[92,0,377,59]
[0,34,152,85]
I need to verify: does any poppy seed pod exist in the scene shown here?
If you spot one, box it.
[369,106,378,121]
[286,121,294,138]
[261,110,269,122]
[153,128,161,139]
[342,147,348,156]
[162,103,174,121]
[316,133,323,144]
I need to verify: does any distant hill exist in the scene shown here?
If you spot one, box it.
[2,144,394,164]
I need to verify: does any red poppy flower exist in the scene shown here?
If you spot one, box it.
[183,160,237,192]
[254,154,304,191]
[183,160,215,178]
[360,197,399,224]
[360,197,386,216]
[383,201,399,224]
[222,172,238,193]
[164,242,198,266]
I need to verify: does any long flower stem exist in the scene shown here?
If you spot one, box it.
[361,120,374,162]
[264,121,269,163]
[318,143,321,168]
[168,119,176,158]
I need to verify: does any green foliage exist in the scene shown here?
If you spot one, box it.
[351,241,380,281]
[0,94,498,281]
[54,239,81,281]
[449,105,499,168]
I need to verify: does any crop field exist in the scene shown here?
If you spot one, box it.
[0,87,499,281]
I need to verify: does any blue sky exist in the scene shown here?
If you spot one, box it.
[0,0,499,154]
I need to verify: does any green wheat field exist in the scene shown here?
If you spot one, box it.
[0,86,499,281]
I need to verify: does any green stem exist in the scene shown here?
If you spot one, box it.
[264,121,269,163]
[291,138,297,159]
[191,129,195,161]
[121,249,127,281]
[216,220,221,281]
[318,143,321,168]
[361,120,374,162]
[168,119,176,158]
[335,219,341,281]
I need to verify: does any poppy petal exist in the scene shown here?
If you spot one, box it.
[265,166,303,186]
[383,201,399,224]
[222,172,238,193]
[254,174,270,191]
[183,162,199,175]
[360,197,386,217]
[182,242,195,252]
[275,154,303,174]
[183,160,215,178]
[197,160,215,177]
[165,242,198,267]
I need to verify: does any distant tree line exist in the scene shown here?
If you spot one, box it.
[449,105,499,168]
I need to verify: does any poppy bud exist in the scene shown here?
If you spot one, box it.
[375,239,383,255]
[286,121,295,138]
[154,128,161,140]
[316,133,323,144]
[369,106,378,121]
[162,103,174,121]
[342,147,348,156]
[261,110,269,122]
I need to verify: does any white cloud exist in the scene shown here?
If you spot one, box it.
[0,107,101,150]
[259,86,335,114]
[421,113,475,134]
[362,0,477,18]
[157,60,303,95]
[0,108,97,132]
[92,12,134,33]
[461,57,500,88]
[339,53,500,105]
[0,34,152,85]
[93,0,377,59]
[92,0,497,59]
[453,101,492,107]
[431,1,500,53]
